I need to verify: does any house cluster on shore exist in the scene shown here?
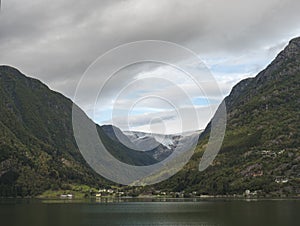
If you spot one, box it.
[95,188,125,197]
[60,194,73,199]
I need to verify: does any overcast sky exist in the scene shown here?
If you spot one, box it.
[1,0,300,133]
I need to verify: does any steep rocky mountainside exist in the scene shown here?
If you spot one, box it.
[154,37,300,196]
[0,66,109,196]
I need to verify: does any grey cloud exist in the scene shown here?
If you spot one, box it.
[1,0,300,132]
[108,105,218,133]
[1,1,300,93]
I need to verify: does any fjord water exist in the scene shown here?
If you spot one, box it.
[1,199,299,226]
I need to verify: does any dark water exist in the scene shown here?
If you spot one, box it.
[0,199,299,226]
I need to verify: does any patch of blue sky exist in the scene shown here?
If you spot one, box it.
[209,63,250,74]
[192,97,219,107]
[93,109,112,124]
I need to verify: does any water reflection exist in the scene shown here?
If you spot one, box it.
[0,199,299,226]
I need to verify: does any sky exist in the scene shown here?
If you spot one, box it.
[1,0,300,134]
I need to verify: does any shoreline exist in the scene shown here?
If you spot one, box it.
[1,195,300,203]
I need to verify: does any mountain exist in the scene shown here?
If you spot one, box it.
[0,66,111,197]
[101,125,138,150]
[123,130,180,161]
[0,66,159,197]
[101,125,200,163]
[124,131,179,150]
[154,37,300,196]
[123,130,202,162]
[99,125,158,166]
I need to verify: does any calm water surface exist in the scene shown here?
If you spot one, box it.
[0,198,299,226]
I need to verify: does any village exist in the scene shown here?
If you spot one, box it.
[59,186,286,200]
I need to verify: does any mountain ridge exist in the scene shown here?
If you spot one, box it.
[0,66,160,196]
[153,37,300,196]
